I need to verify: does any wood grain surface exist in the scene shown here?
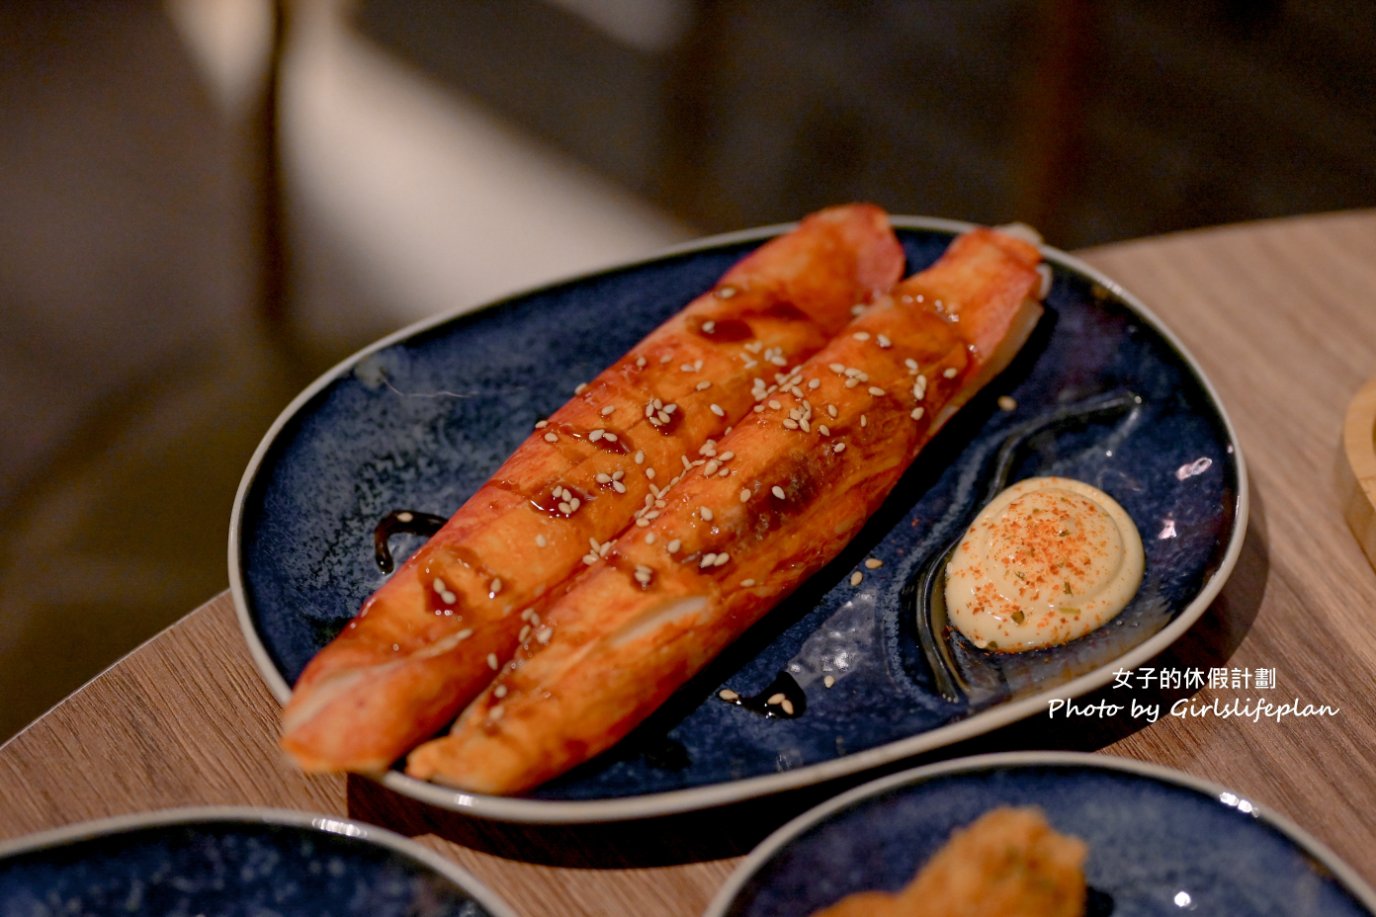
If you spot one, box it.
[3,210,1376,915]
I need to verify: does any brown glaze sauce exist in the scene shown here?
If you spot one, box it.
[373,509,447,573]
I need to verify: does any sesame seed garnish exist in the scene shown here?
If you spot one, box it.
[534,420,548,429]
[710,403,726,417]
[766,692,786,706]
[860,414,868,428]
[645,533,656,544]
[487,653,499,670]
[634,450,645,464]
[818,424,831,436]
[739,487,751,502]
[867,386,885,397]
[700,507,714,521]
[911,407,925,420]
[589,429,605,442]
[612,480,627,493]
[489,577,503,595]
[695,380,712,391]
[575,383,588,395]
[719,688,740,701]
[457,628,473,641]
[702,320,717,333]
[601,405,615,416]
[998,395,1017,411]
[635,356,647,369]
[826,404,839,418]
[741,578,757,587]
[865,558,883,569]
[494,684,508,698]
[943,367,958,378]
[852,331,871,342]
[850,571,864,586]
[877,334,892,348]
[519,624,532,642]
[808,378,821,390]
[535,534,548,548]
[913,377,928,400]
[536,626,553,644]
[833,442,846,453]
[782,418,799,430]
[634,565,654,586]
[489,706,505,722]
[780,698,795,715]
[604,432,618,442]
[544,432,559,443]
[824,674,836,688]
[850,303,866,316]
[716,284,738,299]
[700,553,718,568]
[645,468,656,480]
[772,485,786,499]
[667,539,682,553]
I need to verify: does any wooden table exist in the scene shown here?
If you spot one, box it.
[4,211,1376,915]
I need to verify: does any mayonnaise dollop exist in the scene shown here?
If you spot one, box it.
[945,476,1143,652]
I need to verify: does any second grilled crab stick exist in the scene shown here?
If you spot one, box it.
[406,227,1045,794]
[280,204,904,773]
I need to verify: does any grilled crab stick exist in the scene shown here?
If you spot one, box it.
[406,227,1046,794]
[280,204,904,773]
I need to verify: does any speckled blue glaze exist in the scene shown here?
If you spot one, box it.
[0,812,509,917]
[712,755,1376,917]
[233,220,1241,813]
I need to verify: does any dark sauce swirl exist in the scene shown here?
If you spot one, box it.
[373,509,446,573]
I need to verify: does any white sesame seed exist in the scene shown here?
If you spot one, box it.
[766,692,786,706]
[604,432,618,442]
[612,480,627,493]
[457,628,473,641]
[772,485,786,499]
[741,578,757,587]
[911,407,925,420]
[601,405,615,416]
[695,380,712,391]
[714,552,730,567]
[667,539,682,553]
[494,684,508,698]
[490,578,503,595]
[818,424,831,436]
[700,507,714,521]
[589,429,605,442]
[827,404,839,418]
[782,418,799,430]
[877,334,892,348]
[535,534,547,548]
[537,627,553,644]
[998,395,1017,412]
[717,284,737,299]
[488,706,505,722]
[534,420,548,429]
[634,450,645,464]
[824,674,836,688]
[905,358,920,373]
[865,558,883,569]
[544,432,559,443]
[645,533,656,544]
[867,386,885,397]
[943,367,958,378]
[850,571,864,586]
[635,356,647,368]
[596,472,611,484]
[833,442,846,453]
[710,403,725,417]
[575,383,588,395]
[860,415,868,428]
[702,320,716,333]
[645,468,656,480]
[739,487,751,502]
[781,698,795,715]
[852,331,871,341]
[851,303,865,316]
[487,653,499,670]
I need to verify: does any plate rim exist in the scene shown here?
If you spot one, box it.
[702,750,1376,916]
[0,805,518,917]
[228,214,1250,823]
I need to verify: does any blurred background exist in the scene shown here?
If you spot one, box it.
[1,0,1371,742]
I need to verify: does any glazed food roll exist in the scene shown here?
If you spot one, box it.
[405,227,1045,793]
[280,204,904,773]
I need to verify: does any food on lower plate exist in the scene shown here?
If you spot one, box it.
[945,476,1144,651]
[405,226,1045,794]
[279,204,905,773]
[810,806,1088,917]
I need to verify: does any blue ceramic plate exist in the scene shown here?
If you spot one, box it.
[0,808,515,916]
[707,752,1376,917]
[230,216,1247,822]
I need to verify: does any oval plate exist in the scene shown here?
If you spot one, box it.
[230,216,1246,822]
[0,807,515,916]
[706,752,1376,916]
